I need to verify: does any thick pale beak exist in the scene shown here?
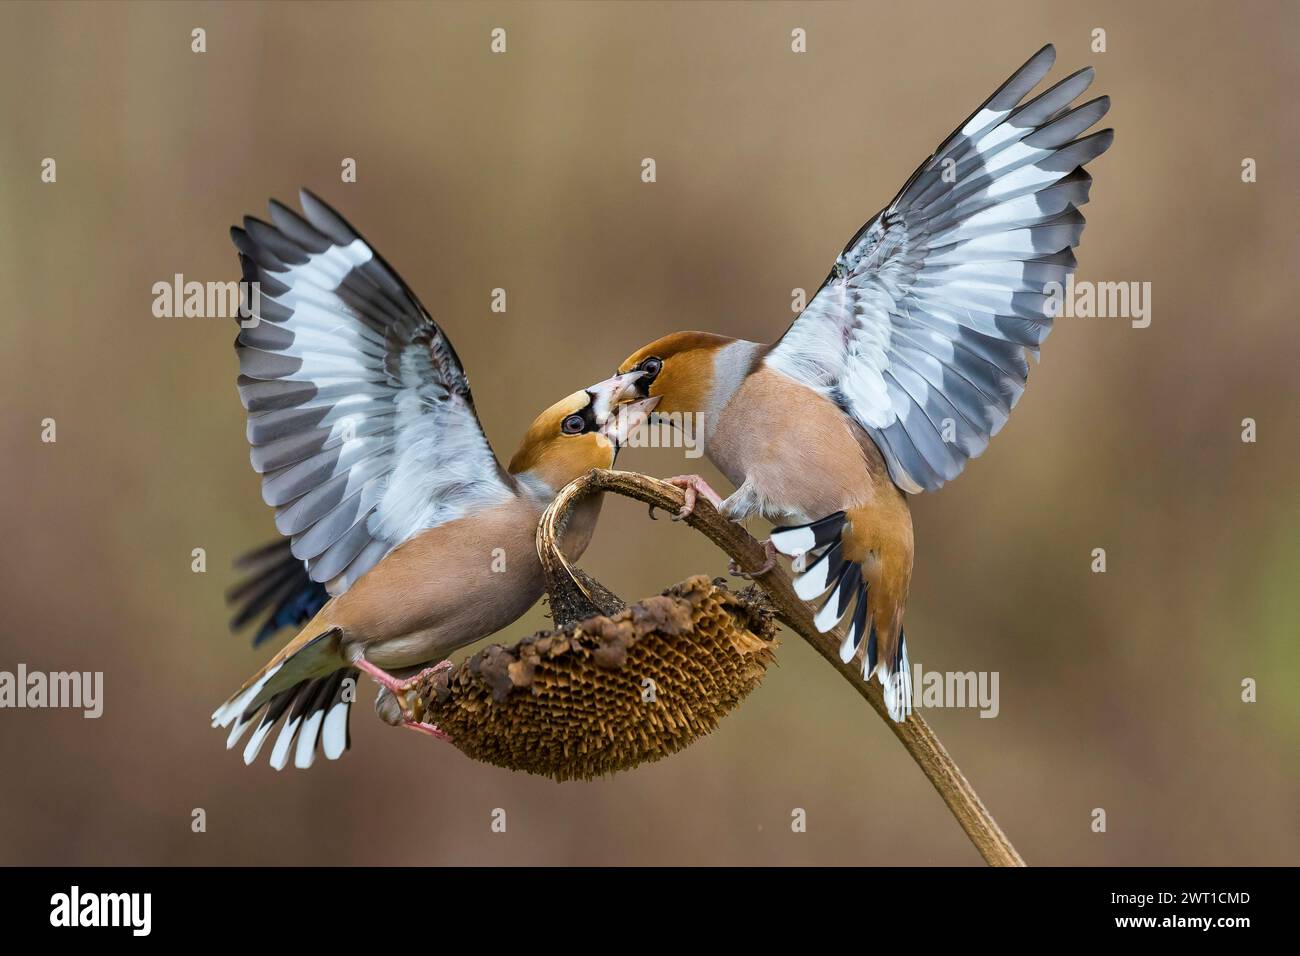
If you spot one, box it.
[599,395,660,446]
[586,370,645,423]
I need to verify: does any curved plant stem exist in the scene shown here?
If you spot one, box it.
[537,468,1026,867]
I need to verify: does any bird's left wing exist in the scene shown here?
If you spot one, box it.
[765,45,1113,493]
[232,189,516,594]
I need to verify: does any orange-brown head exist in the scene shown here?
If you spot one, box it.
[508,374,658,494]
[610,331,738,417]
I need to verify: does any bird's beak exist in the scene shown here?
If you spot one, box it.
[586,370,645,422]
[599,395,660,447]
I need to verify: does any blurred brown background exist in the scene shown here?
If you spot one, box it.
[1,0,1297,866]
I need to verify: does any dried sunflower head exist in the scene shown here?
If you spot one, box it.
[412,575,778,782]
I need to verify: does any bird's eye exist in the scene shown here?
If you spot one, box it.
[641,357,663,379]
[561,414,586,435]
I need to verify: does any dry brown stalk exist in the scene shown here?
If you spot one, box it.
[535,468,1025,867]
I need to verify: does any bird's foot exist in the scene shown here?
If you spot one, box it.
[356,658,453,741]
[401,720,452,740]
[661,474,726,521]
[355,657,452,694]
[728,539,779,579]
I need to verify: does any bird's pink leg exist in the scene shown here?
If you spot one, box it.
[664,474,726,521]
[355,658,453,741]
[355,657,451,693]
[729,539,779,579]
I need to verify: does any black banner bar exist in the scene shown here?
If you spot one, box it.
[0,866,1281,940]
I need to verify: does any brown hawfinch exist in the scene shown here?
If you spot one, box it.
[212,190,656,768]
[594,45,1112,720]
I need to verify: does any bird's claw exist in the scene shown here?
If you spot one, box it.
[664,474,725,522]
[356,658,454,740]
[728,540,779,579]
[401,720,452,741]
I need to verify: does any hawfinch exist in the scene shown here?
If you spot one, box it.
[595,45,1112,720]
[211,189,656,769]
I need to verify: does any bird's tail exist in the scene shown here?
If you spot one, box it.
[211,627,358,770]
[771,511,913,721]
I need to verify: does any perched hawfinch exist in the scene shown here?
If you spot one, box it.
[595,45,1112,720]
[212,189,656,768]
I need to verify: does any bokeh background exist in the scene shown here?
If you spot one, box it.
[1,0,1296,866]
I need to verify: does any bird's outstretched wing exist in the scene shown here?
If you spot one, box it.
[232,189,516,594]
[765,45,1113,493]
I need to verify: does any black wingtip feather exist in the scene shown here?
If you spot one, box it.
[227,539,329,646]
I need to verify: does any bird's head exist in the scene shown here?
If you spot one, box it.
[508,373,659,494]
[600,331,737,416]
